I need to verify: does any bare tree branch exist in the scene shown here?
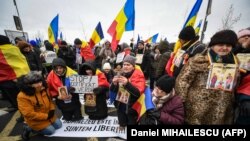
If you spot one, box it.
[221,4,241,30]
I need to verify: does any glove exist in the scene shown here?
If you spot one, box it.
[239,101,250,117]
[47,110,55,119]
[147,109,161,119]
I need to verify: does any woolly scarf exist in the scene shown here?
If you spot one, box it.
[152,90,175,110]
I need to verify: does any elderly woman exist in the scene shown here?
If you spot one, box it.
[17,71,62,140]
[175,30,238,124]
[110,55,146,128]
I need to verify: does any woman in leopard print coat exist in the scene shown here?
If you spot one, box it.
[175,30,238,125]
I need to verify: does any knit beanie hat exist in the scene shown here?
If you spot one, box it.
[155,75,175,94]
[121,42,131,50]
[103,62,111,70]
[208,29,238,47]
[123,55,136,66]
[23,71,43,85]
[0,35,11,45]
[52,58,66,68]
[178,26,196,41]
[237,29,250,39]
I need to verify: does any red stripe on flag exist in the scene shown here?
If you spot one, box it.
[89,39,95,49]
[107,21,118,36]
[0,51,16,82]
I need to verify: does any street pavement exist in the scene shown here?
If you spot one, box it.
[0,98,125,141]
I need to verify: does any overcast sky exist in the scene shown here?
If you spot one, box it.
[0,0,249,44]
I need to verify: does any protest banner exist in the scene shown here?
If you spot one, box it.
[70,75,98,93]
[50,116,126,139]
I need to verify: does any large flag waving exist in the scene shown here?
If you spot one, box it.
[182,0,203,28]
[89,22,104,49]
[0,44,30,82]
[145,33,159,44]
[107,0,135,51]
[48,14,59,46]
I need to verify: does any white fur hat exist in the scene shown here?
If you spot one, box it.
[103,62,111,70]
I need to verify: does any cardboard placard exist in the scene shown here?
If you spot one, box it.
[70,75,98,93]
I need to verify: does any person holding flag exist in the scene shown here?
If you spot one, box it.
[171,26,205,77]
[139,75,184,125]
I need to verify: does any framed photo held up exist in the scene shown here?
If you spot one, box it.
[206,63,238,92]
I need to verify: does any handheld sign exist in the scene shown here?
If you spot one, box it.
[70,75,98,93]
[116,52,125,63]
[45,51,57,63]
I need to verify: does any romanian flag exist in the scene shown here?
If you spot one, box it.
[48,14,59,48]
[89,22,104,49]
[132,86,155,120]
[107,0,135,51]
[0,44,30,82]
[195,19,202,35]
[47,66,77,97]
[165,0,203,76]
[145,33,159,44]
[183,0,203,28]
[80,41,95,61]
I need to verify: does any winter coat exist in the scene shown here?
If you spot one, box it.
[158,95,184,124]
[22,51,42,71]
[79,61,110,120]
[17,89,57,131]
[155,52,171,80]
[139,95,184,125]
[57,47,76,69]
[233,45,250,124]
[175,49,235,124]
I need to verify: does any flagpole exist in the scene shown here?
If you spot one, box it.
[200,0,212,43]
[13,0,25,38]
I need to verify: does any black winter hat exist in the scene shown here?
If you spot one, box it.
[60,40,67,46]
[209,29,238,47]
[52,58,66,68]
[74,38,82,45]
[155,75,175,94]
[178,26,196,41]
[0,35,11,45]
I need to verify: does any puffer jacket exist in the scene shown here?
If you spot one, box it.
[17,89,57,131]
